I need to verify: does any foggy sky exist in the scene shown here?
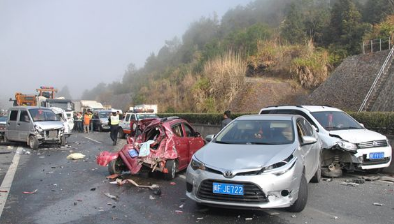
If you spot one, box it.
[0,0,253,108]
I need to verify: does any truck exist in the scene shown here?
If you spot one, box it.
[9,93,37,106]
[74,100,104,113]
[118,104,158,138]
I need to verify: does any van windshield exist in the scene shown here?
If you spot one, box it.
[29,109,60,122]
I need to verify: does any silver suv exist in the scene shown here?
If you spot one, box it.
[5,106,65,149]
[260,105,392,177]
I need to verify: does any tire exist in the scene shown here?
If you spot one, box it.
[108,158,124,175]
[287,174,308,213]
[311,162,322,183]
[29,135,39,150]
[164,160,177,180]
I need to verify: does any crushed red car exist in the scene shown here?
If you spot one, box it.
[97,116,205,180]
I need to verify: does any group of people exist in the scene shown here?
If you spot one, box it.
[73,110,95,133]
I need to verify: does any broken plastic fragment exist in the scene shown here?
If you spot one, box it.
[106,174,121,179]
[373,203,383,206]
[104,193,119,201]
[23,189,38,194]
[175,210,183,214]
[245,218,253,221]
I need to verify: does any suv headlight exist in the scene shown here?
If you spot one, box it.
[190,157,205,171]
[337,141,357,151]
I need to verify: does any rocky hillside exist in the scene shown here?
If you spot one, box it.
[304,50,392,111]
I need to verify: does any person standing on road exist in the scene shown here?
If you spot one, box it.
[108,111,120,145]
[83,111,92,133]
[221,110,232,129]
[75,112,83,132]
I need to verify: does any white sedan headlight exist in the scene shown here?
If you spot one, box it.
[337,141,357,151]
[264,154,296,176]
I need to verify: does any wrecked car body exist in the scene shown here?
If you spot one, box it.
[260,105,392,177]
[97,117,205,180]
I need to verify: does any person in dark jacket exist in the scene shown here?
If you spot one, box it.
[221,110,232,129]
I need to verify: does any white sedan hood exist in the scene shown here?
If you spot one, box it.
[329,129,387,143]
[194,143,296,171]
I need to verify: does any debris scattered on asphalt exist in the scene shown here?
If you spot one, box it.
[90,188,96,191]
[322,178,332,182]
[373,202,383,206]
[291,215,297,218]
[106,174,121,179]
[197,217,204,220]
[351,178,365,184]
[66,153,86,160]
[333,216,339,220]
[363,176,380,181]
[380,176,394,183]
[23,189,38,194]
[340,182,359,187]
[269,212,280,216]
[117,178,162,196]
[175,210,183,214]
[179,204,184,209]
[149,195,155,200]
[245,217,253,221]
[170,182,176,185]
[104,192,119,201]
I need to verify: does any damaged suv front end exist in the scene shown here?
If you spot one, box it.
[260,106,392,177]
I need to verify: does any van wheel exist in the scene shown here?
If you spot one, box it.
[164,160,177,180]
[287,174,308,212]
[29,136,39,150]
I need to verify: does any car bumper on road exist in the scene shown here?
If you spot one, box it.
[185,161,302,209]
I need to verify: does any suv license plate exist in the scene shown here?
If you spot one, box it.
[213,182,244,195]
[369,152,384,160]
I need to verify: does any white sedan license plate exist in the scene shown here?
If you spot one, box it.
[213,182,244,195]
[369,152,384,160]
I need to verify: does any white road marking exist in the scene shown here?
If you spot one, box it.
[84,136,102,144]
[0,147,23,218]
[179,174,186,180]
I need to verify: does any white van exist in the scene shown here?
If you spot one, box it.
[5,106,66,149]
[260,105,392,177]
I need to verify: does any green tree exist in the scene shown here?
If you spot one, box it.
[281,2,306,44]
[363,0,394,24]
[326,0,371,55]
